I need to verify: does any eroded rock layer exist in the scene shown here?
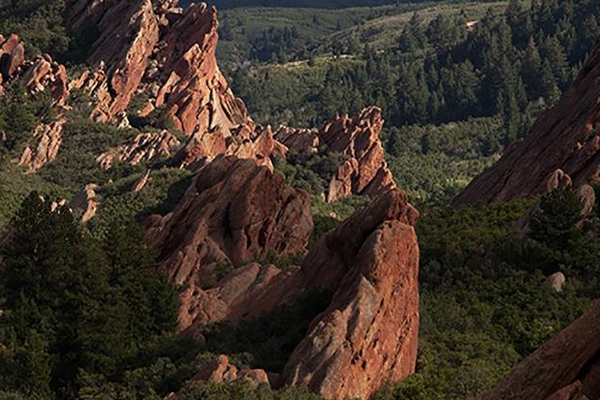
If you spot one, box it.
[454,37,600,206]
[474,301,600,400]
[275,107,397,202]
[170,187,419,400]
[96,130,180,169]
[146,155,313,288]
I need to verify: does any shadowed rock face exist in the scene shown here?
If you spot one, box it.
[146,155,313,289]
[163,185,419,400]
[454,37,600,206]
[275,107,397,203]
[281,213,419,400]
[474,301,600,400]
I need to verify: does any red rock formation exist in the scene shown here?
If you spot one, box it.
[274,125,320,150]
[147,155,313,288]
[274,107,397,202]
[73,0,159,122]
[96,130,180,169]
[21,55,69,107]
[282,216,419,400]
[18,120,66,171]
[150,3,252,137]
[172,124,286,171]
[69,184,100,224]
[454,37,600,206]
[178,263,286,331]
[174,189,419,400]
[0,35,68,106]
[0,34,25,80]
[474,301,600,400]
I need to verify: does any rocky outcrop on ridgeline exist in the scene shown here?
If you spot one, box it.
[146,155,313,288]
[96,130,180,169]
[67,1,282,169]
[172,187,419,400]
[474,301,600,400]
[69,0,160,122]
[454,37,600,206]
[275,107,397,202]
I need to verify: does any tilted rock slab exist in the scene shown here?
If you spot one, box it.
[454,36,600,206]
[474,301,600,400]
[178,188,420,400]
[146,155,313,288]
[70,0,160,122]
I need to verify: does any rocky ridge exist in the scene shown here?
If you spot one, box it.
[161,177,420,399]
[454,37,600,206]
[275,107,397,202]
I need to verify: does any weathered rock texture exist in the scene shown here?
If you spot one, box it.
[454,37,600,206]
[275,107,397,202]
[96,130,180,169]
[0,35,69,106]
[474,301,600,400]
[146,155,313,288]
[165,186,420,400]
[281,198,420,399]
[73,0,160,122]
[18,120,66,171]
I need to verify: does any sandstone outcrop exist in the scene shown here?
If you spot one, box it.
[147,155,313,288]
[96,130,180,169]
[275,107,397,202]
[18,120,66,171]
[178,262,287,331]
[454,37,600,206]
[171,124,285,171]
[168,187,419,400]
[69,1,255,149]
[0,34,25,80]
[71,0,160,122]
[0,35,69,106]
[281,195,419,399]
[474,301,600,400]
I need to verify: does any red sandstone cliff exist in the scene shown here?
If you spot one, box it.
[454,37,600,206]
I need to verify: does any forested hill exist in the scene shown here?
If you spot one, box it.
[196,0,497,9]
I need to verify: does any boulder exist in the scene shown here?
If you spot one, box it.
[454,37,600,206]
[545,272,566,293]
